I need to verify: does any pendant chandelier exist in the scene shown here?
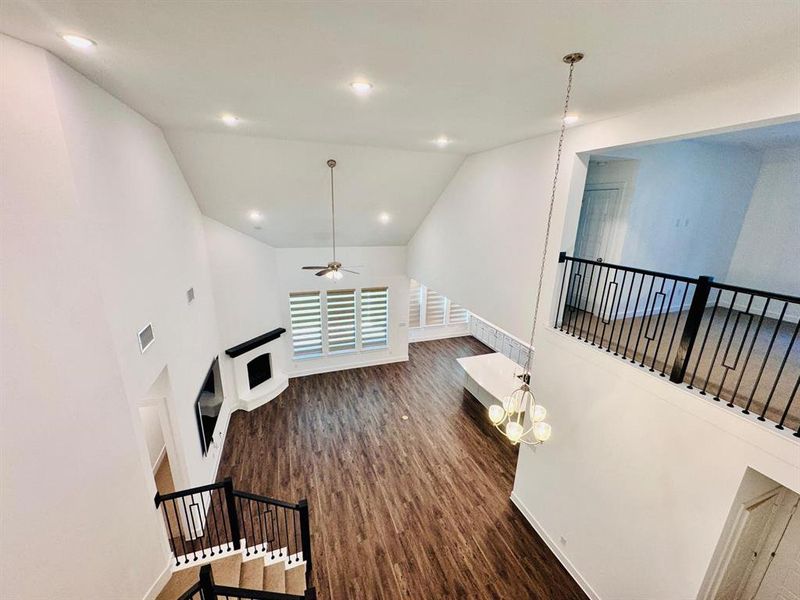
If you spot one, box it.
[487,52,583,446]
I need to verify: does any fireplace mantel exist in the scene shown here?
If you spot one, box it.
[225,327,286,358]
[224,327,288,412]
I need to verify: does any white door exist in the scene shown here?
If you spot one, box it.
[573,186,626,263]
[753,504,800,600]
[570,185,626,313]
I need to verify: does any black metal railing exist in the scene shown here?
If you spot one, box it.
[177,564,317,600]
[155,478,313,588]
[554,253,800,436]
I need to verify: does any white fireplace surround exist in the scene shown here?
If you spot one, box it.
[229,338,289,412]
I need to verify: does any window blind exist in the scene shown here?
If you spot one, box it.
[289,291,323,358]
[447,302,469,324]
[408,279,421,328]
[326,289,357,353]
[425,287,446,326]
[360,287,389,349]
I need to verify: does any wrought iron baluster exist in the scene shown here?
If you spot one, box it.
[760,316,799,422]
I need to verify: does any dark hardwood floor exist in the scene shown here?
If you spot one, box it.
[218,336,587,599]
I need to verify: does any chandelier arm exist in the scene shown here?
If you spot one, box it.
[522,59,578,375]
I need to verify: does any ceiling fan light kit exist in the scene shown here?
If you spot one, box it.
[301,159,360,280]
[488,52,583,447]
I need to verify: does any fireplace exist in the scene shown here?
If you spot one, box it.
[247,353,272,390]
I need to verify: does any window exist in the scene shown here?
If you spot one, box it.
[289,287,389,359]
[326,289,356,353]
[360,287,389,350]
[448,302,468,324]
[408,279,421,328]
[409,280,470,329]
[425,287,446,326]
[290,292,323,358]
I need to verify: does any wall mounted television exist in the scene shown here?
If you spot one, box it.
[195,357,223,455]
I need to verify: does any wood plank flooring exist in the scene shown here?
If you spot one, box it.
[218,336,587,599]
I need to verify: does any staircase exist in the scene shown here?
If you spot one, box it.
[153,478,314,599]
[156,550,312,599]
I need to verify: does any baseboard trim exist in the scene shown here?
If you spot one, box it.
[142,557,173,600]
[510,491,602,600]
[409,330,470,343]
[289,354,409,378]
[151,445,167,475]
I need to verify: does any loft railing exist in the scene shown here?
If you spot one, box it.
[154,478,313,588]
[178,564,317,600]
[554,253,800,436]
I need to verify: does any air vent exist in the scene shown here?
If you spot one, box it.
[187,287,195,303]
[138,323,155,353]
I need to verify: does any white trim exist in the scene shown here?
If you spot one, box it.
[142,557,173,600]
[510,491,602,600]
[151,444,167,475]
[409,327,470,343]
[290,354,408,378]
[210,400,232,482]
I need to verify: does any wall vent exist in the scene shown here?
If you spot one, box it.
[187,287,195,303]
[138,323,155,353]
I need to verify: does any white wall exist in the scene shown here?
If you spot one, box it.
[139,405,166,469]
[408,60,800,599]
[1,34,169,599]
[43,42,228,490]
[585,141,762,279]
[727,145,800,295]
[203,217,287,401]
[275,246,409,376]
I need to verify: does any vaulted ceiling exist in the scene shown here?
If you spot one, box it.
[2,1,798,246]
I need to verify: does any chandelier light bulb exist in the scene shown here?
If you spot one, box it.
[502,395,518,414]
[488,404,505,424]
[533,422,552,442]
[533,404,547,422]
[325,270,343,281]
[506,421,524,443]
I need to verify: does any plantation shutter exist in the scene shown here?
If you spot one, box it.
[289,291,322,358]
[425,288,446,326]
[361,287,389,349]
[447,302,469,324]
[326,289,357,353]
[408,279,421,328]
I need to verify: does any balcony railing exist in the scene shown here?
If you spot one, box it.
[554,254,800,436]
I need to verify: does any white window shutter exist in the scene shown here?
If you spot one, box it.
[326,289,357,353]
[361,287,389,349]
[290,292,323,358]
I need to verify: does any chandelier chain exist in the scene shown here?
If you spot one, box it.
[523,60,577,374]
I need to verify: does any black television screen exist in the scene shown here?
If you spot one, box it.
[195,357,223,455]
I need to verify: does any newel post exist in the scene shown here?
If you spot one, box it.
[298,499,313,587]
[670,275,714,384]
[198,564,217,600]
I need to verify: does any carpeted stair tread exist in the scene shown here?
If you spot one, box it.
[156,565,200,600]
[212,553,243,587]
[285,563,306,595]
[239,556,264,589]
[263,562,286,593]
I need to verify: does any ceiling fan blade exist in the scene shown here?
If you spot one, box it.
[340,269,360,274]
[315,269,332,277]
[302,266,329,270]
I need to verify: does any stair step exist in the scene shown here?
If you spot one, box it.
[212,553,243,587]
[239,556,265,590]
[285,563,306,595]
[263,561,286,593]
[156,566,200,600]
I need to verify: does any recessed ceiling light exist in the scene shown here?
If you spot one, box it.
[62,34,96,49]
[378,212,391,224]
[350,81,373,96]
[221,114,240,126]
[563,114,579,125]
[249,210,263,221]
[433,136,451,148]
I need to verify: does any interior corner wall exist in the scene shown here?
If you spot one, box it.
[275,246,409,377]
[726,145,800,295]
[1,34,168,599]
[597,140,762,280]
[43,45,229,490]
[407,61,799,599]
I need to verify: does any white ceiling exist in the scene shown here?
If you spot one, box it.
[2,1,798,246]
[165,131,464,246]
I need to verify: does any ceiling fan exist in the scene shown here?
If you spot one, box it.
[301,159,360,280]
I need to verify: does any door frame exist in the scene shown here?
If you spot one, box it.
[573,181,630,265]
